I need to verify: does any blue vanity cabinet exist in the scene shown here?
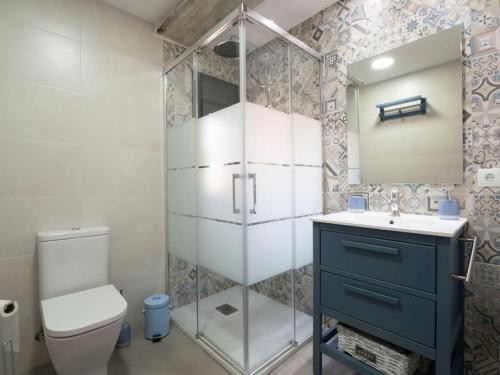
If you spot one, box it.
[313,222,465,375]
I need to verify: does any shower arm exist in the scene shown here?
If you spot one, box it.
[249,72,274,108]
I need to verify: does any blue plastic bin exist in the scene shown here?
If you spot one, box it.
[144,294,170,342]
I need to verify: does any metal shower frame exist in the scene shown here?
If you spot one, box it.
[163,4,324,375]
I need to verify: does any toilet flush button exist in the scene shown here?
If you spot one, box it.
[478,168,500,187]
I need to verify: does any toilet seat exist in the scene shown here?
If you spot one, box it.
[41,284,127,338]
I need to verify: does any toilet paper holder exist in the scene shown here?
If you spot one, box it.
[1,300,17,375]
[1,340,15,375]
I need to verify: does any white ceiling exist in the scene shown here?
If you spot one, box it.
[255,0,335,33]
[101,0,337,30]
[101,0,179,24]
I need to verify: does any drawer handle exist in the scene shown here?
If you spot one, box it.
[342,240,400,256]
[342,283,400,306]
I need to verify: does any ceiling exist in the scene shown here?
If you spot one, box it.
[102,0,337,46]
[254,0,334,35]
[101,0,179,25]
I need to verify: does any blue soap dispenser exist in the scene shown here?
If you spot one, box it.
[438,192,460,220]
[348,195,366,213]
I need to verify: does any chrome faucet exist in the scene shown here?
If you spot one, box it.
[390,188,400,217]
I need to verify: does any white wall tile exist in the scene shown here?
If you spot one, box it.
[0,255,37,316]
[80,0,159,54]
[0,77,83,143]
[81,146,162,196]
[0,0,81,41]
[80,78,163,150]
[14,312,50,374]
[27,0,81,40]
[81,40,161,95]
[0,2,164,372]
[0,1,30,29]
[0,139,83,198]
[0,24,81,91]
[81,194,164,242]
[110,236,165,288]
[113,78,163,151]
[0,197,82,259]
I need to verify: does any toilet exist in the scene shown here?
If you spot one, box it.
[37,227,127,375]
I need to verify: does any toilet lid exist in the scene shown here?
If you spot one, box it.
[41,284,127,338]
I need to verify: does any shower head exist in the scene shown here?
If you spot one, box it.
[214,37,239,58]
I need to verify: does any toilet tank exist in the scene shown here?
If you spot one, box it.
[37,227,110,301]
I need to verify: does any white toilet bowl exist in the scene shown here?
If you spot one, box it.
[41,284,127,375]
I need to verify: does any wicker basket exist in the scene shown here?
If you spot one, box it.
[337,323,420,375]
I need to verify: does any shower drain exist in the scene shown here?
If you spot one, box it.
[215,304,238,316]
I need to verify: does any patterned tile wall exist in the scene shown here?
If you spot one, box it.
[163,41,239,128]
[168,254,238,309]
[246,37,322,119]
[288,1,500,373]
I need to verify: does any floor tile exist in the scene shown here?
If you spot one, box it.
[24,322,355,375]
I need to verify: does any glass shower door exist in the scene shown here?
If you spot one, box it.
[165,55,198,336]
[245,22,295,372]
[291,45,322,344]
[165,7,322,374]
[195,25,246,371]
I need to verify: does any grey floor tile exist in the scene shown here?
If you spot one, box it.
[269,342,357,375]
[24,323,356,375]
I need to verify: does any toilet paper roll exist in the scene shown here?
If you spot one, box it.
[0,300,19,352]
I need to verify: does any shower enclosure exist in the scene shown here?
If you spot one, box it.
[164,5,322,374]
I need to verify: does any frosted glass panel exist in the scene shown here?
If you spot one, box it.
[295,216,313,269]
[197,218,243,284]
[167,168,196,215]
[198,103,242,166]
[167,118,196,169]
[295,166,322,216]
[293,114,322,166]
[248,282,294,368]
[197,164,243,223]
[246,102,291,164]
[246,164,292,224]
[247,220,292,285]
[166,54,197,338]
[168,213,196,265]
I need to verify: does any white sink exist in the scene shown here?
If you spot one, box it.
[312,211,467,237]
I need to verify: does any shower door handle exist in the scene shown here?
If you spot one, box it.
[232,174,242,214]
[249,173,256,214]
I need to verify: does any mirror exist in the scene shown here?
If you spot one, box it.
[347,26,463,185]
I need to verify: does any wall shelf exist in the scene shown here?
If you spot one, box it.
[376,95,427,122]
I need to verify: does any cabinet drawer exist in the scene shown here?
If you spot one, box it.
[320,231,436,292]
[321,272,435,348]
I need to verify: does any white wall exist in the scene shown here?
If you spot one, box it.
[0,0,165,372]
